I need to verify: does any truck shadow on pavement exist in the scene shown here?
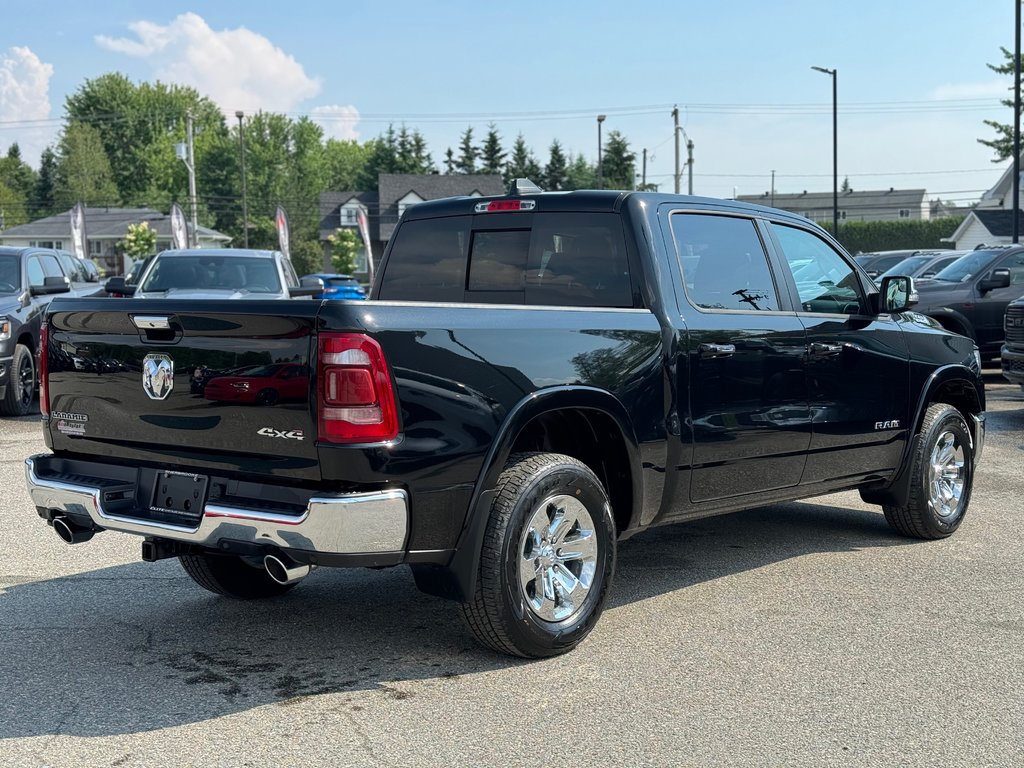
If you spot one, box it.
[0,499,909,739]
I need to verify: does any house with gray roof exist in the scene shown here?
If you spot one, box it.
[319,173,505,279]
[737,188,930,223]
[944,209,1021,250]
[0,207,230,275]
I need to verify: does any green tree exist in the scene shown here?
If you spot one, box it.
[565,154,596,190]
[54,121,120,209]
[0,143,38,205]
[0,178,28,228]
[324,138,371,191]
[504,134,541,185]
[456,126,477,174]
[121,221,157,259]
[601,130,635,190]
[480,123,506,175]
[443,147,456,174]
[64,73,224,205]
[979,46,1024,161]
[394,125,434,175]
[290,239,322,277]
[32,146,58,218]
[544,140,568,191]
[356,126,400,191]
[841,176,852,192]
[327,228,360,274]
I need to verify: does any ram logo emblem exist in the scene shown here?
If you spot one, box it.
[874,420,900,430]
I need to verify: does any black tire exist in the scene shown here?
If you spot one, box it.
[459,452,616,658]
[256,388,279,406]
[883,403,975,539]
[0,343,35,416]
[179,551,297,599]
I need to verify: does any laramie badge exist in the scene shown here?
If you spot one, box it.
[142,354,174,400]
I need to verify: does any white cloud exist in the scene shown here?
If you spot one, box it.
[311,104,361,141]
[0,46,55,166]
[930,80,1008,101]
[96,12,321,115]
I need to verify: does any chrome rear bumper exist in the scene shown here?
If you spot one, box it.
[25,455,408,555]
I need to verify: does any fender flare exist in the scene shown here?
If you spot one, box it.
[434,386,643,602]
[923,308,975,340]
[860,364,983,507]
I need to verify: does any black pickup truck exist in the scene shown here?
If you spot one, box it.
[25,183,986,658]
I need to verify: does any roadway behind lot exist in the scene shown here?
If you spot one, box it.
[1,370,1022,768]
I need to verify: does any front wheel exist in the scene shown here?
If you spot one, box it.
[883,403,975,539]
[459,452,616,658]
[0,343,35,416]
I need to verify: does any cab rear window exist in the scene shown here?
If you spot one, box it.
[378,212,634,307]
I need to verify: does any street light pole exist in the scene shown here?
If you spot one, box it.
[235,110,249,248]
[597,114,606,189]
[812,66,838,237]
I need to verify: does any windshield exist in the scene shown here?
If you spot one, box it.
[931,251,999,283]
[878,256,931,279]
[140,255,281,293]
[0,255,21,292]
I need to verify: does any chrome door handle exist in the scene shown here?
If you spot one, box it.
[809,342,843,357]
[698,343,736,359]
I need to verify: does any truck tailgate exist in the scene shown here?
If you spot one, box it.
[45,299,321,479]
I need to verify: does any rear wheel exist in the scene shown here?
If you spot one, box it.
[179,551,297,599]
[256,388,279,406]
[883,403,974,539]
[459,452,616,658]
[0,343,35,416]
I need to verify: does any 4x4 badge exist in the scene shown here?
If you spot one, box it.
[142,353,174,400]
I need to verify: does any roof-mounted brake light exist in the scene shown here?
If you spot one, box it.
[474,199,537,213]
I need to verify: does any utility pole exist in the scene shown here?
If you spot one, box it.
[597,114,606,189]
[642,148,648,189]
[186,111,198,248]
[771,170,776,207]
[686,134,694,195]
[672,106,680,194]
[235,111,249,248]
[1014,0,1021,243]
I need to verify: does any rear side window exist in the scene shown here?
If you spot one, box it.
[378,212,633,307]
[671,213,779,311]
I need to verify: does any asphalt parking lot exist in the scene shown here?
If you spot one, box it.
[2,369,1022,768]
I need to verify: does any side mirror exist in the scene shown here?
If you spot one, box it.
[29,276,71,296]
[978,268,1011,292]
[104,276,136,296]
[879,275,917,314]
[289,276,324,298]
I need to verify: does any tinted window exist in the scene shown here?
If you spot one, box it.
[379,213,632,307]
[57,252,85,282]
[998,252,1024,284]
[378,216,469,302]
[932,250,1000,283]
[671,213,778,311]
[879,255,931,279]
[772,224,864,314]
[281,256,299,288]
[37,252,63,278]
[27,255,45,286]
[140,255,282,293]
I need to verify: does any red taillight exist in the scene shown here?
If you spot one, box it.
[317,333,398,443]
[39,322,49,417]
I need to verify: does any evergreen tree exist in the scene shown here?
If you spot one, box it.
[443,147,456,174]
[32,146,58,218]
[565,153,596,190]
[409,131,435,174]
[0,178,28,228]
[480,123,506,175]
[0,143,38,204]
[356,126,401,191]
[600,130,636,190]
[979,46,1024,161]
[504,134,541,185]
[544,140,568,190]
[456,127,477,174]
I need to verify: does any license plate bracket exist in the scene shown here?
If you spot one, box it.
[150,471,209,520]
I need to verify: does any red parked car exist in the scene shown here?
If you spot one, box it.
[203,363,309,406]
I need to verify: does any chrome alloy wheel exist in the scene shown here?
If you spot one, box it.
[928,430,967,520]
[518,494,599,622]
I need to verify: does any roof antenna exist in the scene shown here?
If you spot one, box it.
[508,178,544,197]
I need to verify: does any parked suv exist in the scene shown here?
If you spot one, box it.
[912,245,1024,360]
[0,246,71,415]
[1002,296,1024,389]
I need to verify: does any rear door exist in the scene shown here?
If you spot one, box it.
[46,299,321,479]
[665,209,810,505]
[973,250,1024,351]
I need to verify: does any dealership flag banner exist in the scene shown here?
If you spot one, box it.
[275,206,290,259]
[170,203,188,249]
[357,208,374,285]
[70,202,86,260]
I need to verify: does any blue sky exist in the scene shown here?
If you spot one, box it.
[0,1,1017,205]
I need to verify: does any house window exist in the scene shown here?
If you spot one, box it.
[899,209,911,218]
[839,211,847,220]
[398,200,419,217]
[340,207,359,225]
[53,240,63,250]
[89,240,103,255]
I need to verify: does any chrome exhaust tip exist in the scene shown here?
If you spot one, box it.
[53,516,95,545]
[263,554,313,585]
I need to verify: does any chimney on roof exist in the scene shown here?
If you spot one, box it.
[888,187,894,193]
